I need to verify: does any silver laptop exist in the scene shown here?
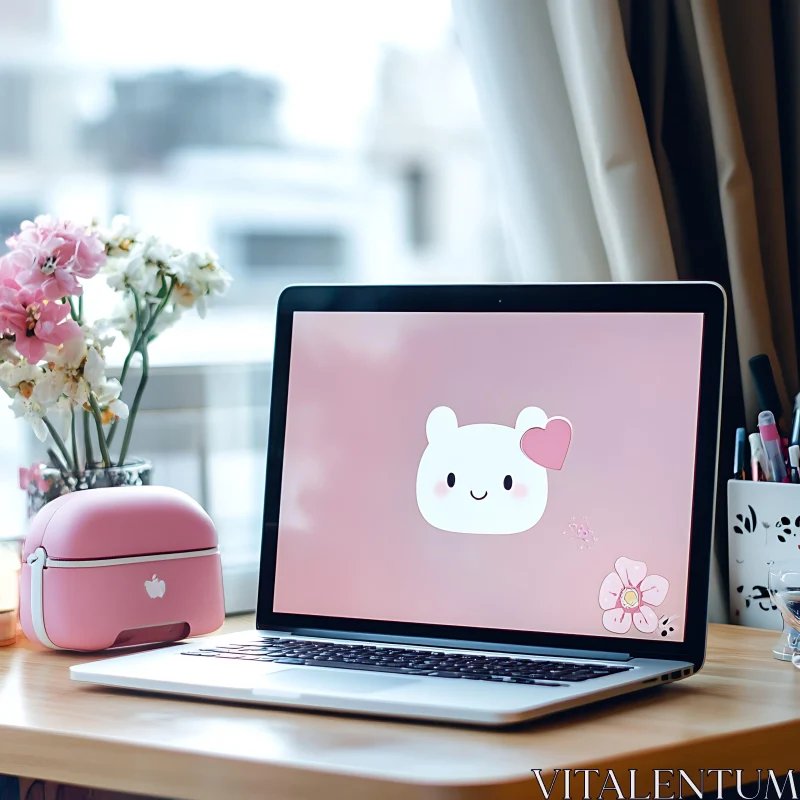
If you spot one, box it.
[72,281,726,726]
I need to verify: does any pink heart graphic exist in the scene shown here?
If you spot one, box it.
[520,418,572,470]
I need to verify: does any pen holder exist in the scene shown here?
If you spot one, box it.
[728,479,800,660]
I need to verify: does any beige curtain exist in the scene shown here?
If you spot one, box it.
[453,0,800,622]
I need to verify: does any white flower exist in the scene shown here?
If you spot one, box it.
[106,215,139,242]
[10,393,47,441]
[8,381,67,441]
[81,322,116,353]
[83,346,105,386]
[93,377,129,420]
[168,249,232,318]
[136,235,176,267]
[97,215,140,258]
[0,361,41,392]
[105,253,162,297]
[105,294,138,342]
[50,395,73,439]
[41,339,107,408]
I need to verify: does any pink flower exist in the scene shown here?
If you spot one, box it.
[19,462,50,493]
[0,245,35,288]
[598,557,669,634]
[0,287,82,363]
[10,217,106,300]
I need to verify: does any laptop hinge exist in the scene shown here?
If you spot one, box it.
[282,627,632,662]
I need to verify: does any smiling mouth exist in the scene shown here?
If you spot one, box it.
[470,490,488,501]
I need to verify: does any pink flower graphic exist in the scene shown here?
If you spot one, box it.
[599,557,669,634]
[19,462,50,493]
[562,516,597,549]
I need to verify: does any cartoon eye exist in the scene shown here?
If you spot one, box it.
[503,475,513,491]
[446,472,456,488]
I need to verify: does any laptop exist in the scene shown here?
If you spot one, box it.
[71,281,726,726]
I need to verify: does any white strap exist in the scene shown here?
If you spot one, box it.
[27,547,58,649]
[44,547,219,569]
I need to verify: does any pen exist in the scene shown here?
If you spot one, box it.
[749,432,767,481]
[759,410,787,482]
[790,445,800,484]
[750,354,785,431]
[791,407,800,449]
[734,427,747,480]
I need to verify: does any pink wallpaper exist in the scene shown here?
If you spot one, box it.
[274,311,704,642]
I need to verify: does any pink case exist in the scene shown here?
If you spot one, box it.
[20,485,225,651]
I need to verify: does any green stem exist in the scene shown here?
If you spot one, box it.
[42,416,75,474]
[46,447,70,483]
[142,278,174,342]
[116,331,141,394]
[78,294,84,323]
[117,335,148,468]
[108,282,172,447]
[88,395,112,468]
[83,409,94,468]
[70,410,81,475]
[66,297,79,323]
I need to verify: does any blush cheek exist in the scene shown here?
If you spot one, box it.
[434,481,449,498]
[512,483,529,498]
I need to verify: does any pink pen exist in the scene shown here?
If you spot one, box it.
[759,411,787,482]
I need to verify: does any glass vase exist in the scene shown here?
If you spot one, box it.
[23,457,153,518]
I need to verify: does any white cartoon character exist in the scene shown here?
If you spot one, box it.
[415,406,572,535]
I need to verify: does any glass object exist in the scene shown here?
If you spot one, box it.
[24,458,152,518]
[0,541,21,646]
[768,561,800,667]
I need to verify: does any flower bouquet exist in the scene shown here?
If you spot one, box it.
[0,215,231,513]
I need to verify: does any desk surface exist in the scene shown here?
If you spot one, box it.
[0,619,797,800]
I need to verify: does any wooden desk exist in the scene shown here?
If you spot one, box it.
[0,620,797,800]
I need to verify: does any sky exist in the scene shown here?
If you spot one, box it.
[55,0,454,148]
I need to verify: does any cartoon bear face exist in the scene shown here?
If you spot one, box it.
[415,406,571,535]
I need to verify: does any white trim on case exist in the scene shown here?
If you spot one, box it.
[27,547,57,649]
[40,547,219,569]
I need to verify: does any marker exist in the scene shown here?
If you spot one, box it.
[790,445,800,484]
[734,427,747,480]
[759,410,787,482]
[791,407,800,449]
[750,354,784,430]
[749,432,768,481]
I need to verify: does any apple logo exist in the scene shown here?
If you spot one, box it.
[145,574,166,599]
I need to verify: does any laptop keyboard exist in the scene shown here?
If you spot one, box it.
[181,638,633,686]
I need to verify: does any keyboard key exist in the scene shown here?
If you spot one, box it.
[304,660,431,675]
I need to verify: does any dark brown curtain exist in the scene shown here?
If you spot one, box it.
[625,0,800,606]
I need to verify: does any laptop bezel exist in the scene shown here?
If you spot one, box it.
[256,282,726,667]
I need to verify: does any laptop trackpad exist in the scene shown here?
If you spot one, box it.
[254,668,414,696]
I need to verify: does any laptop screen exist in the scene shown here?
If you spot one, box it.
[273,310,705,643]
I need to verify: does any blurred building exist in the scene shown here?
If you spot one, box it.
[0,0,507,544]
[85,71,283,170]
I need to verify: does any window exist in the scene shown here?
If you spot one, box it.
[238,231,347,270]
[0,0,506,611]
